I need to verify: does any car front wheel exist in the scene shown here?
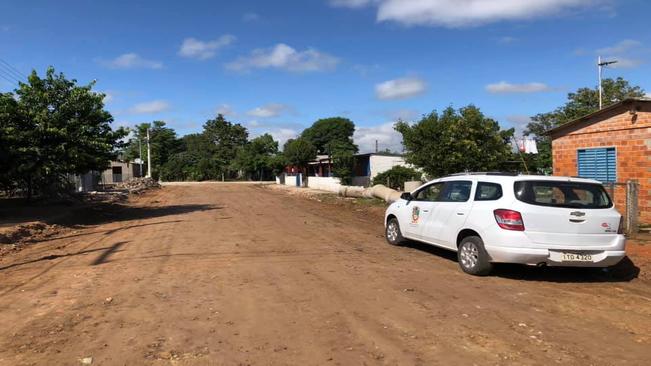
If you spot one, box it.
[458,236,493,276]
[385,218,406,246]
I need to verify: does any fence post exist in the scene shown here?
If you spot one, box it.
[626,180,639,235]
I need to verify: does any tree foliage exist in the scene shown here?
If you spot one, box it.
[0,67,126,197]
[395,105,514,178]
[124,121,182,180]
[329,140,356,185]
[283,138,317,170]
[301,117,358,155]
[372,165,422,191]
[231,133,282,180]
[525,77,645,172]
[120,114,286,182]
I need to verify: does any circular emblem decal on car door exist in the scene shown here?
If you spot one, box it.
[412,206,420,224]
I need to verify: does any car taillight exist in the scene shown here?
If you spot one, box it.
[494,209,525,231]
[618,216,624,234]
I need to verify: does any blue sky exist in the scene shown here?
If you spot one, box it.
[1,0,650,153]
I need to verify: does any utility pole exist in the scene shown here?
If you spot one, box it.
[598,56,618,109]
[375,140,378,153]
[146,128,152,178]
[138,137,143,177]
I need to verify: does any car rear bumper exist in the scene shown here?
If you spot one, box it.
[484,245,626,267]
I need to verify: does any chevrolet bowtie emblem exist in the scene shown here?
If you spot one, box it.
[570,211,586,217]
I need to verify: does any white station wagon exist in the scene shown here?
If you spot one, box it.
[384,173,626,276]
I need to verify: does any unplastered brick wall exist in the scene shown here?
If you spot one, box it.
[551,102,651,224]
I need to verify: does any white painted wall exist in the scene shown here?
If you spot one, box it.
[369,155,409,180]
[307,176,341,191]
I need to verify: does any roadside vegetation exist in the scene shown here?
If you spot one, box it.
[1,65,645,197]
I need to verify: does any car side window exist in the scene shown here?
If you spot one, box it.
[413,182,444,202]
[475,182,503,201]
[439,181,473,202]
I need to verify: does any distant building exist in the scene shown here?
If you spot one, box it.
[549,97,651,223]
[74,160,144,192]
[291,152,408,187]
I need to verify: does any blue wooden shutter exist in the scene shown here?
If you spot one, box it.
[577,148,616,183]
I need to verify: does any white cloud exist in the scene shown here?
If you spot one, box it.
[270,128,300,148]
[178,35,236,60]
[597,39,641,55]
[226,43,339,72]
[102,92,114,104]
[100,53,163,69]
[330,0,373,7]
[596,40,646,69]
[376,77,427,100]
[332,0,603,27]
[243,13,260,22]
[128,100,170,114]
[486,81,553,94]
[354,122,403,153]
[498,36,518,44]
[505,114,532,136]
[216,103,235,116]
[247,103,288,118]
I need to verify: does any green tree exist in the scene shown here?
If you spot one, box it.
[525,77,645,171]
[396,105,514,178]
[329,140,356,185]
[203,114,248,178]
[301,117,358,155]
[231,134,280,180]
[124,121,182,180]
[372,166,422,190]
[0,93,21,193]
[159,133,217,181]
[1,67,126,197]
[283,138,317,186]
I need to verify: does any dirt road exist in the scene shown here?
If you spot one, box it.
[1,184,650,365]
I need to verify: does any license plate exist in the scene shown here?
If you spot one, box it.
[560,253,593,262]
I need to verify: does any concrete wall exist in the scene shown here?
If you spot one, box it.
[307,176,343,191]
[551,101,651,223]
[283,174,303,187]
[369,155,408,181]
[100,161,142,185]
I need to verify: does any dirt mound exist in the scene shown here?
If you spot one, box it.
[114,177,160,194]
[0,222,64,256]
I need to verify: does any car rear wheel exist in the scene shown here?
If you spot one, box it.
[385,218,406,246]
[458,236,493,276]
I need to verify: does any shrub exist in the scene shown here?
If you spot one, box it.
[372,166,421,191]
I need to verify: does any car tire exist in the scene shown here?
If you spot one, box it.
[458,236,493,276]
[385,218,406,246]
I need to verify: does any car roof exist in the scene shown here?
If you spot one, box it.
[429,173,603,185]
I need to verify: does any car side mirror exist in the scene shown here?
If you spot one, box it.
[400,192,413,201]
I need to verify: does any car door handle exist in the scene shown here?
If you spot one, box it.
[456,212,464,215]
[423,209,430,213]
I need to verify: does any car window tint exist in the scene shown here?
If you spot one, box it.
[439,181,472,202]
[475,182,503,201]
[514,181,612,209]
[413,183,443,201]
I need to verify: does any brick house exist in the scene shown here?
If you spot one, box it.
[548,97,651,224]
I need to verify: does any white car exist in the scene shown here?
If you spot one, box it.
[384,173,626,276]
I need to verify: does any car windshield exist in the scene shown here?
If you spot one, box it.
[514,180,613,209]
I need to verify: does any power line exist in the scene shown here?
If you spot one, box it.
[0,58,26,80]
[0,65,20,82]
[0,72,18,87]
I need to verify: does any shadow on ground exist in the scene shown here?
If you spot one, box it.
[0,241,129,271]
[405,240,640,283]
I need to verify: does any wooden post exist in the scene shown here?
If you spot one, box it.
[626,180,639,235]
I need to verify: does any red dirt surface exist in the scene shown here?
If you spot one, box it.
[0,183,650,365]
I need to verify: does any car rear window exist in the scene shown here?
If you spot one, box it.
[514,180,612,209]
[475,182,502,201]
